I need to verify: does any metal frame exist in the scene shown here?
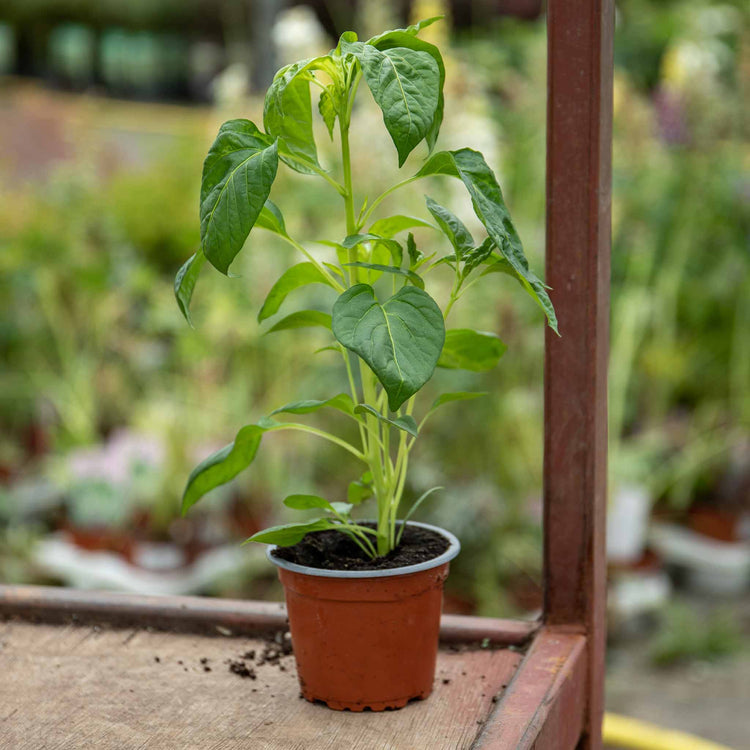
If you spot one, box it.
[1,2,613,747]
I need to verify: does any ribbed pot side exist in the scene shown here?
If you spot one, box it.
[268,523,460,711]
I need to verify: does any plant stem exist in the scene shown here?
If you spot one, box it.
[282,235,345,292]
[357,176,420,231]
[265,422,366,462]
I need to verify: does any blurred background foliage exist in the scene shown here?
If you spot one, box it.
[0,0,747,624]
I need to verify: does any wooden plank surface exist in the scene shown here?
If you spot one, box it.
[543,0,614,747]
[473,629,586,749]
[0,622,523,750]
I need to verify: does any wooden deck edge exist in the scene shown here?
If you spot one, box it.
[0,584,537,645]
[472,627,587,749]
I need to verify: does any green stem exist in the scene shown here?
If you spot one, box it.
[281,235,345,292]
[357,176,420,231]
[265,422,366,462]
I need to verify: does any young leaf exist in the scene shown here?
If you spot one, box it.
[342,40,439,167]
[344,262,424,289]
[263,59,320,173]
[462,237,495,276]
[368,214,434,238]
[245,518,335,546]
[258,262,336,322]
[438,329,507,371]
[425,196,474,258]
[318,87,338,139]
[354,404,419,438]
[270,393,354,417]
[182,423,267,514]
[348,477,372,505]
[254,199,288,236]
[200,120,279,274]
[174,251,206,326]
[341,233,403,267]
[265,310,332,334]
[367,25,446,151]
[416,148,557,332]
[397,486,443,543]
[283,494,334,511]
[330,501,353,516]
[332,284,445,411]
[406,233,424,269]
[429,391,487,413]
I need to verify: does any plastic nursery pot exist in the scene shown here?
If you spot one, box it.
[267,521,460,711]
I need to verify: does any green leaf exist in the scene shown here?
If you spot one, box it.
[429,391,487,413]
[265,310,332,333]
[332,284,445,411]
[330,501,353,516]
[342,233,403,267]
[354,403,419,438]
[425,196,474,258]
[343,41,440,167]
[416,148,557,332]
[367,26,445,152]
[258,262,336,322]
[344,262,424,289]
[318,87,338,139]
[438,329,507,371]
[463,237,495,276]
[397,486,443,543]
[283,494,334,511]
[254,199,287,236]
[174,251,206,327]
[368,214,434,237]
[263,59,320,174]
[200,120,279,274]
[406,232,424,269]
[182,423,267,514]
[347,477,372,505]
[245,518,335,546]
[270,393,354,417]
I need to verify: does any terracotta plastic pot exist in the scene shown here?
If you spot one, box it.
[267,521,460,711]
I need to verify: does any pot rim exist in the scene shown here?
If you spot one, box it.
[265,520,460,579]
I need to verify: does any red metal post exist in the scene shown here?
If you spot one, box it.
[543,1,613,748]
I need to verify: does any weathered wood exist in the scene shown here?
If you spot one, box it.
[472,628,586,749]
[543,0,614,747]
[0,622,522,750]
[0,585,538,646]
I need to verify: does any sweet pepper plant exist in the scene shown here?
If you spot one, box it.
[176,17,557,558]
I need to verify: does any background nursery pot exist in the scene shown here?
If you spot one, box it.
[267,521,460,711]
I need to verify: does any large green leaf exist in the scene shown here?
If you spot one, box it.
[425,196,474,257]
[174,251,206,327]
[200,120,279,274]
[416,148,557,332]
[438,329,507,371]
[368,214,434,237]
[368,30,445,152]
[343,40,439,167]
[258,262,336,322]
[270,393,354,417]
[265,310,332,333]
[354,403,419,437]
[182,423,267,514]
[263,59,320,174]
[332,284,445,410]
[245,518,336,546]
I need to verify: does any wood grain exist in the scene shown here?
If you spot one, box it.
[0,622,522,750]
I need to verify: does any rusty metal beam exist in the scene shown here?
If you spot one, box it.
[543,0,614,748]
[0,584,537,646]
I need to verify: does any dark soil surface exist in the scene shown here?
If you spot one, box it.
[271,524,449,571]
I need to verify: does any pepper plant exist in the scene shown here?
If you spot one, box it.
[177,18,557,558]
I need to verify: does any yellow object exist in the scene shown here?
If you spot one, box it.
[603,713,735,750]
